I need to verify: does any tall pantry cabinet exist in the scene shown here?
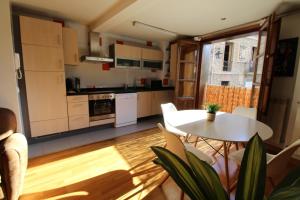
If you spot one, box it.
[20,16,68,137]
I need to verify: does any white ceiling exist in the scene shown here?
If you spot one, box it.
[104,0,284,41]
[11,0,120,23]
[11,0,296,41]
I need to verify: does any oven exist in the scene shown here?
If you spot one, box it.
[88,93,115,122]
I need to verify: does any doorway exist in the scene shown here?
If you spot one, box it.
[198,32,267,112]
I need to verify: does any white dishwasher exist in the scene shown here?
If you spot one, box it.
[115,93,137,127]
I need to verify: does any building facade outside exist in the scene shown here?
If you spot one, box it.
[206,35,263,87]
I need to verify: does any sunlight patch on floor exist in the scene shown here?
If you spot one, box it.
[44,191,89,200]
[23,145,133,195]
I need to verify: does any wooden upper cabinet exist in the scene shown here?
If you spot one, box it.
[62,27,79,65]
[20,16,62,47]
[22,44,64,72]
[142,48,163,60]
[115,44,141,60]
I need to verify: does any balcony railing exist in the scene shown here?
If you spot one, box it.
[203,84,260,113]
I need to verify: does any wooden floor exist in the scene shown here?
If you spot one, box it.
[19,128,257,200]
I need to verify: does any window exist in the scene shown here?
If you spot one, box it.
[223,42,233,71]
[221,81,229,86]
[251,47,257,61]
[248,47,257,72]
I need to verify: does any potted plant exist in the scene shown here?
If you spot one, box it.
[151,134,300,200]
[206,103,221,121]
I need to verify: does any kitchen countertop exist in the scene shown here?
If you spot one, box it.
[67,86,175,96]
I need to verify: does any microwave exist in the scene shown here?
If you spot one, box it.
[145,79,162,89]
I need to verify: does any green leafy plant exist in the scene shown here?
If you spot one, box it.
[151,134,300,200]
[206,103,221,114]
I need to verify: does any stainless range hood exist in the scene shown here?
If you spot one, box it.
[80,32,113,63]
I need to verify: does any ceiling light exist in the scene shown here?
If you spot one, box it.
[132,21,178,37]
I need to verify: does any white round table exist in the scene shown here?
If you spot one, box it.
[165,110,273,192]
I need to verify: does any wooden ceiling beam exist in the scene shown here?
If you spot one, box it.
[89,0,137,32]
[194,19,264,43]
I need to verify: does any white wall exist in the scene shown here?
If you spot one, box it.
[270,13,300,148]
[284,14,300,145]
[64,21,168,88]
[0,0,22,132]
[271,14,300,101]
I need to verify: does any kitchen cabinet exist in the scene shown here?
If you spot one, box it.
[137,90,174,118]
[20,15,68,137]
[25,71,68,136]
[31,118,68,137]
[25,71,68,122]
[111,44,164,69]
[68,115,89,131]
[67,102,89,116]
[67,95,88,103]
[20,16,62,47]
[137,92,152,118]
[151,90,174,115]
[141,48,163,70]
[67,95,89,130]
[62,27,79,65]
[142,48,163,61]
[114,44,141,60]
[22,44,64,71]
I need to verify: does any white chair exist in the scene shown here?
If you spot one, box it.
[229,106,257,150]
[161,103,199,146]
[161,103,178,132]
[157,123,213,165]
[152,123,214,200]
[161,103,189,139]
[229,139,300,187]
[232,106,257,120]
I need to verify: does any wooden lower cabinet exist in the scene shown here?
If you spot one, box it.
[67,95,88,103]
[68,115,89,131]
[25,71,68,122]
[25,71,68,137]
[67,102,89,116]
[151,90,174,115]
[67,95,89,130]
[30,118,68,137]
[137,92,152,118]
[137,90,174,118]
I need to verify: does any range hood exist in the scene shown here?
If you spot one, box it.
[80,32,113,63]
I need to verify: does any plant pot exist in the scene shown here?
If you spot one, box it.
[207,112,216,121]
